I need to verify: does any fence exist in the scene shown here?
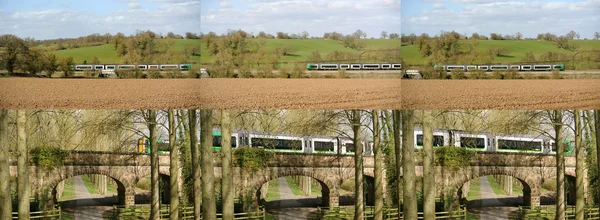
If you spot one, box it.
[113,205,265,220]
[317,205,467,220]
[11,206,62,219]
[518,205,600,219]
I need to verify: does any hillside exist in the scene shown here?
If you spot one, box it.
[200,38,401,64]
[400,40,600,65]
[51,39,201,64]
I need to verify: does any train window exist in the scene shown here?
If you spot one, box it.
[252,138,302,151]
[460,137,485,149]
[314,141,334,152]
[498,139,541,151]
[416,134,444,147]
[346,143,355,152]
[213,136,237,148]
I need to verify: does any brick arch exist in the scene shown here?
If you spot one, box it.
[450,167,537,206]
[246,168,337,208]
[46,167,130,206]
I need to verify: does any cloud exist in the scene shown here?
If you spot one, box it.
[2,1,200,39]
[402,0,600,39]
[201,0,401,37]
[432,3,445,9]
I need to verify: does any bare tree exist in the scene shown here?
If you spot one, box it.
[221,110,234,219]
[17,110,29,220]
[168,110,179,220]
[423,110,435,219]
[352,110,364,220]
[596,110,600,201]
[574,110,584,220]
[200,110,216,219]
[380,31,388,39]
[551,110,566,220]
[372,110,383,220]
[148,110,160,220]
[402,110,417,219]
[0,110,11,219]
[393,110,402,215]
[189,110,201,219]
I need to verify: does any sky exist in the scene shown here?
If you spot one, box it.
[0,0,200,40]
[201,0,401,38]
[401,0,600,39]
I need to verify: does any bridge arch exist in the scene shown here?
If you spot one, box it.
[246,168,339,209]
[449,167,538,206]
[45,167,133,207]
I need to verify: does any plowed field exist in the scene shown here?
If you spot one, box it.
[1,78,598,109]
[0,78,401,109]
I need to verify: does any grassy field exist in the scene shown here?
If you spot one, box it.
[467,179,481,201]
[51,39,201,64]
[58,178,76,201]
[265,179,280,202]
[401,40,600,65]
[200,38,401,64]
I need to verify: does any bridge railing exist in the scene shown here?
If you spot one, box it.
[317,205,467,219]
[11,206,62,219]
[517,205,600,219]
[112,204,265,219]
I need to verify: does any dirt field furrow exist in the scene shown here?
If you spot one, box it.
[1,78,598,109]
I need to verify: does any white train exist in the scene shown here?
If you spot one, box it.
[73,64,191,71]
[413,128,555,154]
[307,63,402,71]
[436,64,564,72]
[212,129,374,155]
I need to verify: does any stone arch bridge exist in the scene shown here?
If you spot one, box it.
[8,151,585,208]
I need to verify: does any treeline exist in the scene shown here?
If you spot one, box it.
[200,29,400,40]
[403,30,595,51]
[0,34,73,77]
[202,30,400,78]
[110,30,199,64]
[19,30,200,51]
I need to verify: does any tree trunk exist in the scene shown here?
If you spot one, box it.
[402,110,417,219]
[353,110,364,220]
[596,109,600,203]
[221,110,234,219]
[0,110,12,219]
[392,110,402,215]
[574,110,584,220]
[149,110,160,220]
[17,110,29,220]
[423,110,435,220]
[554,110,565,220]
[169,110,179,220]
[372,110,383,220]
[200,110,216,219]
[189,109,201,219]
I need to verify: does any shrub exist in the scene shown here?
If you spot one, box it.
[29,146,69,170]
[234,147,273,172]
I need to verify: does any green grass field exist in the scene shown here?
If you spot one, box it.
[401,40,600,65]
[52,39,201,64]
[467,179,481,201]
[265,179,280,202]
[58,178,76,201]
[200,38,401,64]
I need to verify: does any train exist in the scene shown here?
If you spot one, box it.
[435,64,565,72]
[72,64,192,71]
[413,128,573,155]
[306,63,402,71]
[138,128,573,155]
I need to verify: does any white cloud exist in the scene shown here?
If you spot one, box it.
[402,0,600,39]
[201,0,401,36]
[432,3,445,9]
[2,2,200,39]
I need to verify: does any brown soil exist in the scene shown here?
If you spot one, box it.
[402,79,600,109]
[0,78,401,109]
[1,78,598,109]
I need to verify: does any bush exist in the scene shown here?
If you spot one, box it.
[491,71,504,79]
[136,178,151,191]
[551,69,562,79]
[450,69,466,80]
[340,179,355,192]
[234,148,273,172]
[435,146,476,170]
[337,69,347,78]
[30,146,69,170]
